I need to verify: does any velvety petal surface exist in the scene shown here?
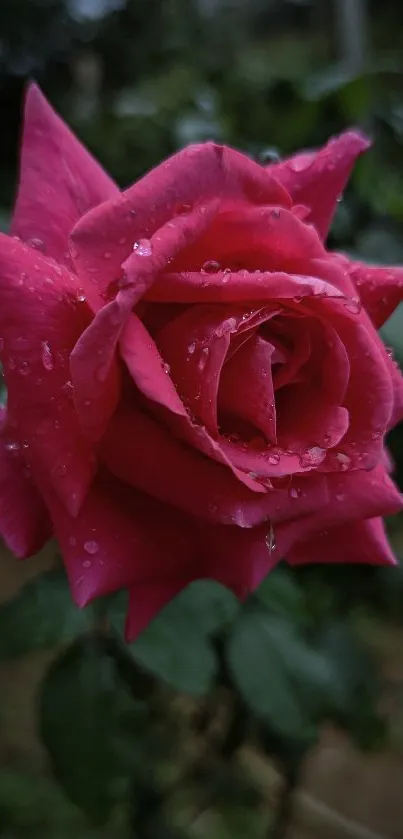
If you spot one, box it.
[11,83,118,266]
[0,234,96,514]
[0,409,52,556]
[269,130,370,239]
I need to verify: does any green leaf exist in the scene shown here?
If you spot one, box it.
[39,637,147,824]
[317,623,387,750]
[255,566,306,626]
[0,568,93,659]
[227,610,336,741]
[131,580,239,696]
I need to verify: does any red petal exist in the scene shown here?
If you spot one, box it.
[70,143,290,302]
[344,256,403,328]
[0,409,51,556]
[44,470,198,607]
[0,234,96,514]
[156,306,236,435]
[219,335,277,442]
[269,131,370,239]
[278,462,403,556]
[146,268,344,304]
[11,83,118,266]
[99,405,329,527]
[287,517,397,567]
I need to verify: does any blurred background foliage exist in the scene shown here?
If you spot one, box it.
[2,1,403,837]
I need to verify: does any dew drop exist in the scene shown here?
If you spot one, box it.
[104,251,111,259]
[271,209,281,220]
[289,154,314,173]
[162,362,171,374]
[27,237,46,253]
[76,290,86,303]
[335,493,345,502]
[56,464,67,476]
[201,260,221,273]
[289,486,301,499]
[336,451,351,471]
[188,342,196,356]
[344,296,362,314]
[198,347,210,371]
[265,522,276,553]
[18,360,30,375]
[300,446,326,467]
[83,559,92,568]
[84,540,99,555]
[5,441,20,453]
[268,452,280,465]
[68,536,76,547]
[119,237,127,245]
[41,341,54,371]
[133,238,153,256]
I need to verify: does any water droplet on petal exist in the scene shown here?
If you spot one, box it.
[335,493,345,502]
[202,260,221,273]
[18,360,30,375]
[27,237,46,253]
[188,342,196,356]
[133,238,153,256]
[83,559,92,568]
[336,451,351,471]
[344,297,362,314]
[289,486,301,499]
[76,289,86,303]
[104,251,111,259]
[268,453,280,465]
[84,540,99,555]
[198,347,210,371]
[289,154,314,173]
[265,522,276,553]
[41,341,54,371]
[300,446,326,467]
[69,536,77,547]
[119,237,127,245]
[271,209,281,220]
[162,362,171,374]
[5,441,20,453]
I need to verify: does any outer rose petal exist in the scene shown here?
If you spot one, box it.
[343,256,403,328]
[126,521,281,640]
[269,130,370,239]
[287,517,397,567]
[0,410,51,556]
[0,234,96,514]
[43,471,201,607]
[277,463,403,557]
[11,83,118,266]
[70,142,290,300]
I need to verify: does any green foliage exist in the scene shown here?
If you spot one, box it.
[0,568,93,659]
[38,636,148,824]
[131,580,239,696]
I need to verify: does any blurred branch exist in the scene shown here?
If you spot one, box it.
[335,0,368,73]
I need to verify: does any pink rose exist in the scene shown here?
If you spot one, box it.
[1,84,402,639]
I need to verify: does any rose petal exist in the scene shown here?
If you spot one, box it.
[43,470,197,606]
[344,257,403,328]
[99,405,330,527]
[286,517,397,567]
[218,335,277,442]
[277,463,403,556]
[0,234,96,514]
[0,409,51,556]
[269,130,371,239]
[146,268,344,304]
[11,83,118,266]
[70,142,289,301]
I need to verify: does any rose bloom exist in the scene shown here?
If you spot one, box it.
[1,84,403,639]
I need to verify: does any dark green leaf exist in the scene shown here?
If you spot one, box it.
[255,566,306,626]
[39,638,147,824]
[227,611,337,740]
[0,568,93,659]
[131,580,239,696]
